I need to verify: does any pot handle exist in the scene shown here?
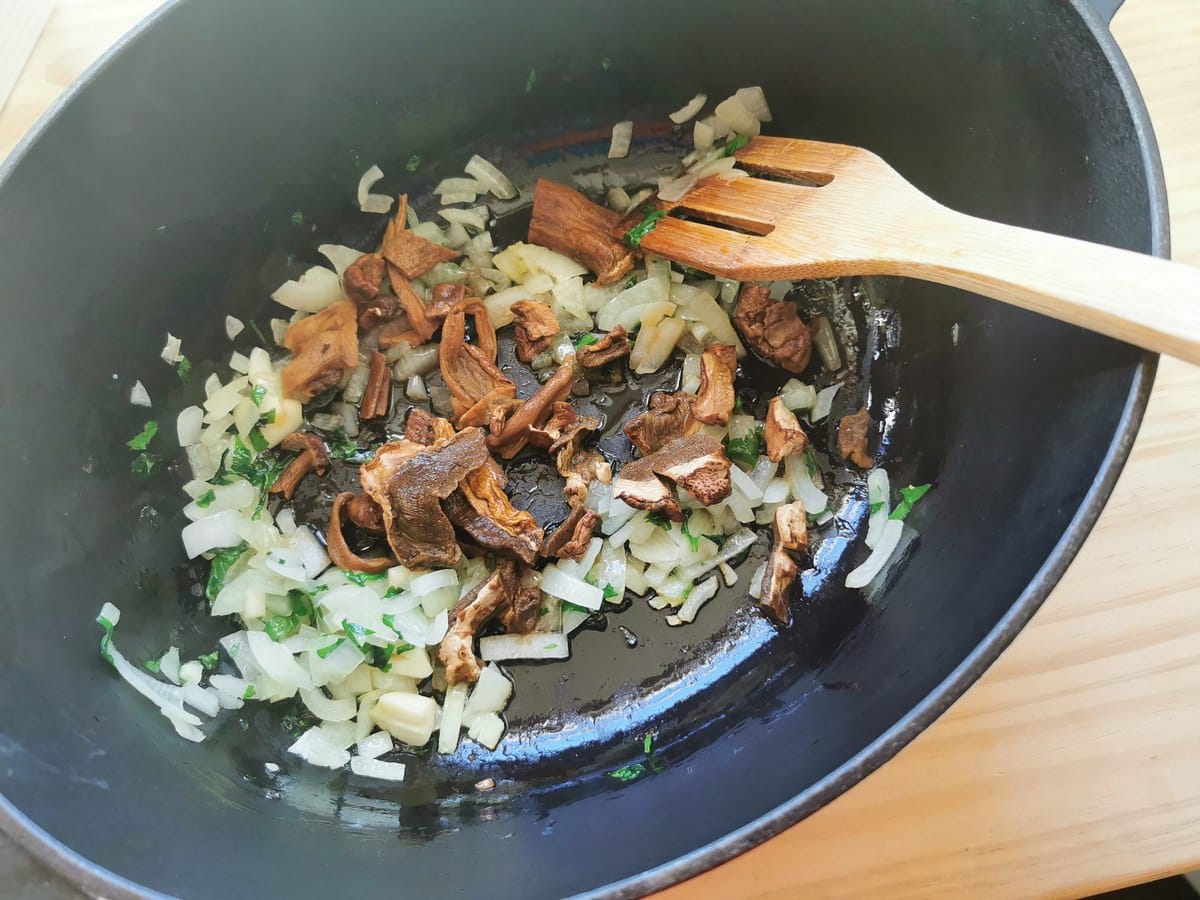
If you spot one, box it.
[1083,0,1125,25]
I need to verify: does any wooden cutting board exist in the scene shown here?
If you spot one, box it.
[1,1,1198,898]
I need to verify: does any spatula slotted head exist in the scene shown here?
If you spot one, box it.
[633,136,925,281]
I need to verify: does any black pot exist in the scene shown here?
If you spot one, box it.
[0,0,1164,897]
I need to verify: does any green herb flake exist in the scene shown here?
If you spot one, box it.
[327,428,361,461]
[624,206,667,249]
[96,613,116,666]
[643,732,654,755]
[317,638,345,659]
[127,420,159,450]
[243,684,256,700]
[405,154,421,172]
[249,320,270,346]
[646,511,673,531]
[544,642,558,650]
[198,651,219,670]
[206,542,248,601]
[131,452,160,477]
[176,356,192,381]
[889,483,932,522]
[258,409,277,425]
[250,384,268,407]
[722,134,752,157]
[342,620,374,651]
[602,583,619,601]
[608,762,646,783]
[804,450,818,478]
[524,68,537,93]
[342,570,386,586]
[196,489,216,508]
[143,658,161,673]
[263,613,300,642]
[383,587,402,600]
[680,512,701,552]
[868,500,884,515]
[725,431,760,468]
[288,588,316,620]
[290,210,304,225]
[575,333,600,349]
[248,428,270,453]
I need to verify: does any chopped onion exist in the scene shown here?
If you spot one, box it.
[356,730,393,760]
[464,154,518,200]
[675,576,720,624]
[406,375,428,402]
[351,756,407,780]
[372,691,437,746]
[289,726,350,769]
[130,381,151,408]
[608,120,633,159]
[678,527,757,582]
[159,647,182,684]
[300,687,357,722]
[182,510,243,559]
[763,478,791,505]
[735,86,772,122]
[271,266,343,313]
[317,244,366,277]
[408,569,459,597]
[438,683,469,754]
[747,561,768,600]
[694,118,716,152]
[812,317,841,371]
[511,243,589,284]
[356,165,393,214]
[209,674,250,709]
[669,93,707,124]
[550,278,591,331]
[658,156,737,203]
[670,284,746,355]
[540,564,603,611]
[811,382,841,422]
[484,275,554,327]
[865,467,891,549]
[389,342,440,379]
[435,176,485,197]
[785,454,829,516]
[160,333,182,364]
[439,205,489,231]
[607,186,631,211]
[176,406,203,447]
[714,95,761,136]
[630,316,686,374]
[780,378,817,413]
[247,631,312,695]
[463,666,512,721]
[846,519,904,589]
[467,712,505,749]
[479,633,569,662]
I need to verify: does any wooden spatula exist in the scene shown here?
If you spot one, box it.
[628,136,1200,364]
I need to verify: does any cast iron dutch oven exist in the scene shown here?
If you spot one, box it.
[0,0,1165,896]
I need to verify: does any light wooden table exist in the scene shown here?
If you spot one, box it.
[2,2,1199,898]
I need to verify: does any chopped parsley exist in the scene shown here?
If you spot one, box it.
[96,611,116,666]
[383,586,402,600]
[176,356,192,381]
[263,613,300,642]
[288,588,317,619]
[130,452,160,477]
[342,620,374,651]
[206,542,248,601]
[258,409,277,425]
[602,583,620,601]
[143,658,161,673]
[624,206,667,249]
[126,421,158,450]
[868,500,884,515]
[889,483,932,522]
[229,435,291,518]
[290,210,304,225]
[342,570,386,586]
[725,428,761,468]
[722,133,752,157]
[317,638,345,659]
[575,333,600,349]
[250,384,268,407]
[643,732,654,755]
[249,320,270,346]
[679,513,701,552]
[196,489,216,508]
[608,763,646,782]
[544,642,558,650]
[524,68,537,93]
[327,428,362,461]
[405,154,421,172]
[243,684,256,700]
[198,651,219,670]
[646,511,673,531]
[248,428,270,453]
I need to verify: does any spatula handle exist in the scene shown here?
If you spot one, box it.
[900,207,1200,364]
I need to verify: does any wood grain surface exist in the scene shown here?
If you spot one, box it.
[1,1,1198,898]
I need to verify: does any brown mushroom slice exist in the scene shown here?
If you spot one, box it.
[403,408,443,446]
[487,361,577,460]
[541,505,601,561]
[381,194,460,279]
[612,434,733,520]
[528,179,635,285]
[326,492,393,575]
[440,307,517,426]
[379,265,442,348]
[764,396,810,462]
[498,577,542,635]
[359,428,490,568]
[444,457,544,565]
[359,350,392,421]
[280,299,360,401]
[529,402,613,507]
[510,300,561,364]
[576,325,632,369]
[758,501,809,624]
[837,405,874,469]
[623,391,694,455]
[733,284,814,373]
[269,432,332,499]
[345,494,386,532]
[691,344,738,426]
[344,253,386,305]
[439,561,518,685]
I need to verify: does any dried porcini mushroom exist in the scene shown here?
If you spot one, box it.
[691,343,738,426]
[623,390,694,456]
[541,505,601,561]
[344,253,386,305]
[612,434,732,520]
[268,432,331,499]
[758,501,809,624]
[280,299,359,402]
[575,324,632,369]
[510,300,561,364]
[359,350,392,421]
[528,179,635,284]
[837,405,874,469]
[381,194,459,279]
[439,560,518,685]
[764,397,809,462]
[733,284,813,373]
[487,361,577,460]
[440,306,516,426]
[326,492,393,575]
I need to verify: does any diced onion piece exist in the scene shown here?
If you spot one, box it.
[812,317,841,371]
[372,692,437,747]
[408,568,459,597]
[658,155,738,202]
[181,510,243,558]
[210,674,251,709]
[439,205,489,231]
[694,118,716,152]
[176,406,203,447]
[511,242,589,284]
[484,274,554,328]
[811,382,841,422]
[130,381,151,408]
[159,647,182,684]
[225,315,245,339]
[677,527,757,582]
[300,687,356,723]
[846,519,904,589]
[356,165,393,214]
[747,561,768,600]
[607,186,631,211]
[669,93,707,124]
[780,378,817,413]
[714,95,761,136]
[179,661,203,685]
[467,712,505,750]
[734,86,772,122]
[729,459,765,505]
[356,730,394,760]
[609,120,633,159]
[350,756,407,780]
[439,190,477,206]
[160,333,182,364]
[463,666,512,721]
[675,576,720,624]
[317,244,366,277]
[288,726,350,769]
[438,683,469,754]
[479,633,569,662]
[271,266,343,313]
[464,154,518,200]
[435,176,485,197]
[228,351,250,374]
[763,478,791,505]
[539,564,604,611]
[630,317,686,374]
[247,631,312,695]
[865,468,892,549]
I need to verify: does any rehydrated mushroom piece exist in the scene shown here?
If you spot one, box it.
[344,252,386,305]
[280,299,359,401]
[404,407,441,446]
[359,428,490,568]
[498,576,542,635]
[733,284,813,373]
[529,401,612,506]
[326,492,393,575]
[624,391,694,455]
[381,194,459,279]
[541,505,601,561]
[576,325,631,369]
[612,434,732,520]
[764,396,809,462]
[837,405,874,469]
[487,361,577,460]
[268,432,331,499]
[359,350,392,421]
[345,494,385,532]
[440,306,517,427]
[691,343,738,426]
[439,560,518,684]
[528,179,635,285]
[510,300,561,364]
[758,501,809,624]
